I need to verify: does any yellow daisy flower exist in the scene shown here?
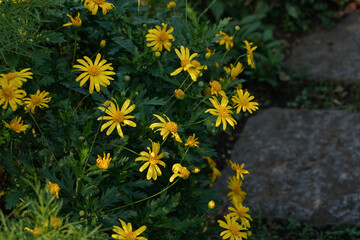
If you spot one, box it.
[229,160,249,180]
[224,62,244,80]
[216,31,234,50]
[0,79,26,111]
[170,46,201,82]
[63,12,82,27]
[96,152,112,170]
[218,214,248,240]
[146,23,175,52]
[184,133,199,148]
[209,80,227,98]
[83,0,115,15]
[47,181,60,199]
[73,53,116,94]
[149,114,182,143]
[228,198,252,229]
[205,47,215,59]
[0,68,32,88]
[169,163,190,182]
[97,98,136,138]
[3,116,28,134]
[231,89,259,114]
[112,219,147,240]
[227,175,246,203]
[167,1,176,9]
[174,89,185,99]
[23,90,51,114]
[205,96,237,131]
[135,140,166,181]
[243,40,257,69]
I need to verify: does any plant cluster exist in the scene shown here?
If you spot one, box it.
[0,0,260,239]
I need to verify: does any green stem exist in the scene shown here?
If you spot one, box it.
[234,53,247,65]
[120,146,140,156]
[181,116,214,127]
[68,28,78,108]
[183,81,194,93]
[197,0,217,21]
[180,147,189,164]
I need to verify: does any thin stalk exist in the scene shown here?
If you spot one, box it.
[181,116,214,127]
[120,146,140,156]
[68,28,78,108]
[197,0,217,21]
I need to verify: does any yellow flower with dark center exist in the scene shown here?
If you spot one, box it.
[169,163,190,182]
[167,1,176,9]
[0,68,32,88]
[216,31,234,50]
[63,12,82,27]
[184,133,199,148]
[135,140,166,180]
[146,23,175,52]
[205,47,215,59]
[112,219,147,240]
[174,89,184,99]
[232,89,259,114]
[3,116,28,134]
[82,0,115,15]
[47,181,60,199]
[170,46,200,82]
[227,176,246,203]
[228,198,252,229]
[97,98,136,138]
[205,96,237,131]
[149,114,182,143]
[218,214,248,240]
[229,160,249,180]
[23,90,51,114]
[0,79,26,111]
[73,53,115,94]
[243,40,257,69]
[210,80,227,98]
[96,152,112,169]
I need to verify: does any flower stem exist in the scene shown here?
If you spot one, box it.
[68,28,78,109]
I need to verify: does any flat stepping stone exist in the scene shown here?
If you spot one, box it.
[216,108,360,226]
[285,13,360,83]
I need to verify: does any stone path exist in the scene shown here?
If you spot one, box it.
[216,13,360,226]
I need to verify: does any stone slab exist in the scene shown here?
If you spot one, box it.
[285,13,360,83]
[216,108,360,225]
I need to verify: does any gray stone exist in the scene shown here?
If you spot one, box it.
[215,108,360,225]
[285,13,360,83]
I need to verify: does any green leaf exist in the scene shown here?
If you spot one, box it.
[286,3,298,19]
[5,189,23,210]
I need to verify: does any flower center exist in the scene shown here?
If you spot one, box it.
[217,106,228,118]
[149,152,159,165]
[157,32,169,43]
[180,168,190,178]
[237,208,245,218]
[181,59,190,68]
[3,87,13,99]
[229,224,239,235]
[223,35,232,43]
[11,124,21,132]
[30,96,42,106]
[5,72,16,80]
[237,98,249,107]
[233,186,241,195]
[88,65,101,76]
[112,111,125,123]
[165,121,178,132]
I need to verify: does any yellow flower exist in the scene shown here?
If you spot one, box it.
[228,62,244,80]
[205,96,237,131]
[23,90,51,114]
[204,156,221,182]
[50,217,61,229]
[149,114,182,143]
[216,31,234,50]
[174,89,184,99]
[135,140,166,180]
[243,40,257,69]
[83,0,115,15]
[0,79,26,111]
[155,51,161,58]
[192,167,200,173]
[146,23,175,52]
[97,98,136,138]
[209,80,227,98]
[227,176,246,203]
[208,200,215,209]
[184,133,199,148]
[0,68,32,88]
[167,1,176,9]
[229,160,249,180]
[96,152,112,169]
[63,12,82,27]
[232,89,259,114]
[3,116,28,134]
[100,40,106,48]
[205,47,215,59]
[73,53,116,94]
[112,219,147,240]
[47,181,60,199]
[24,227,42,236]
[169,163,190,182]
[218,214,248,240]
[228,198,252,229]
[170,46,201,82]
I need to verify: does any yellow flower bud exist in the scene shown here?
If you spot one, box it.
[100,40,106,48]
[208,200,215,209]
[155,51,161,58]
[174,89,185,99]
[167,1,176,9]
